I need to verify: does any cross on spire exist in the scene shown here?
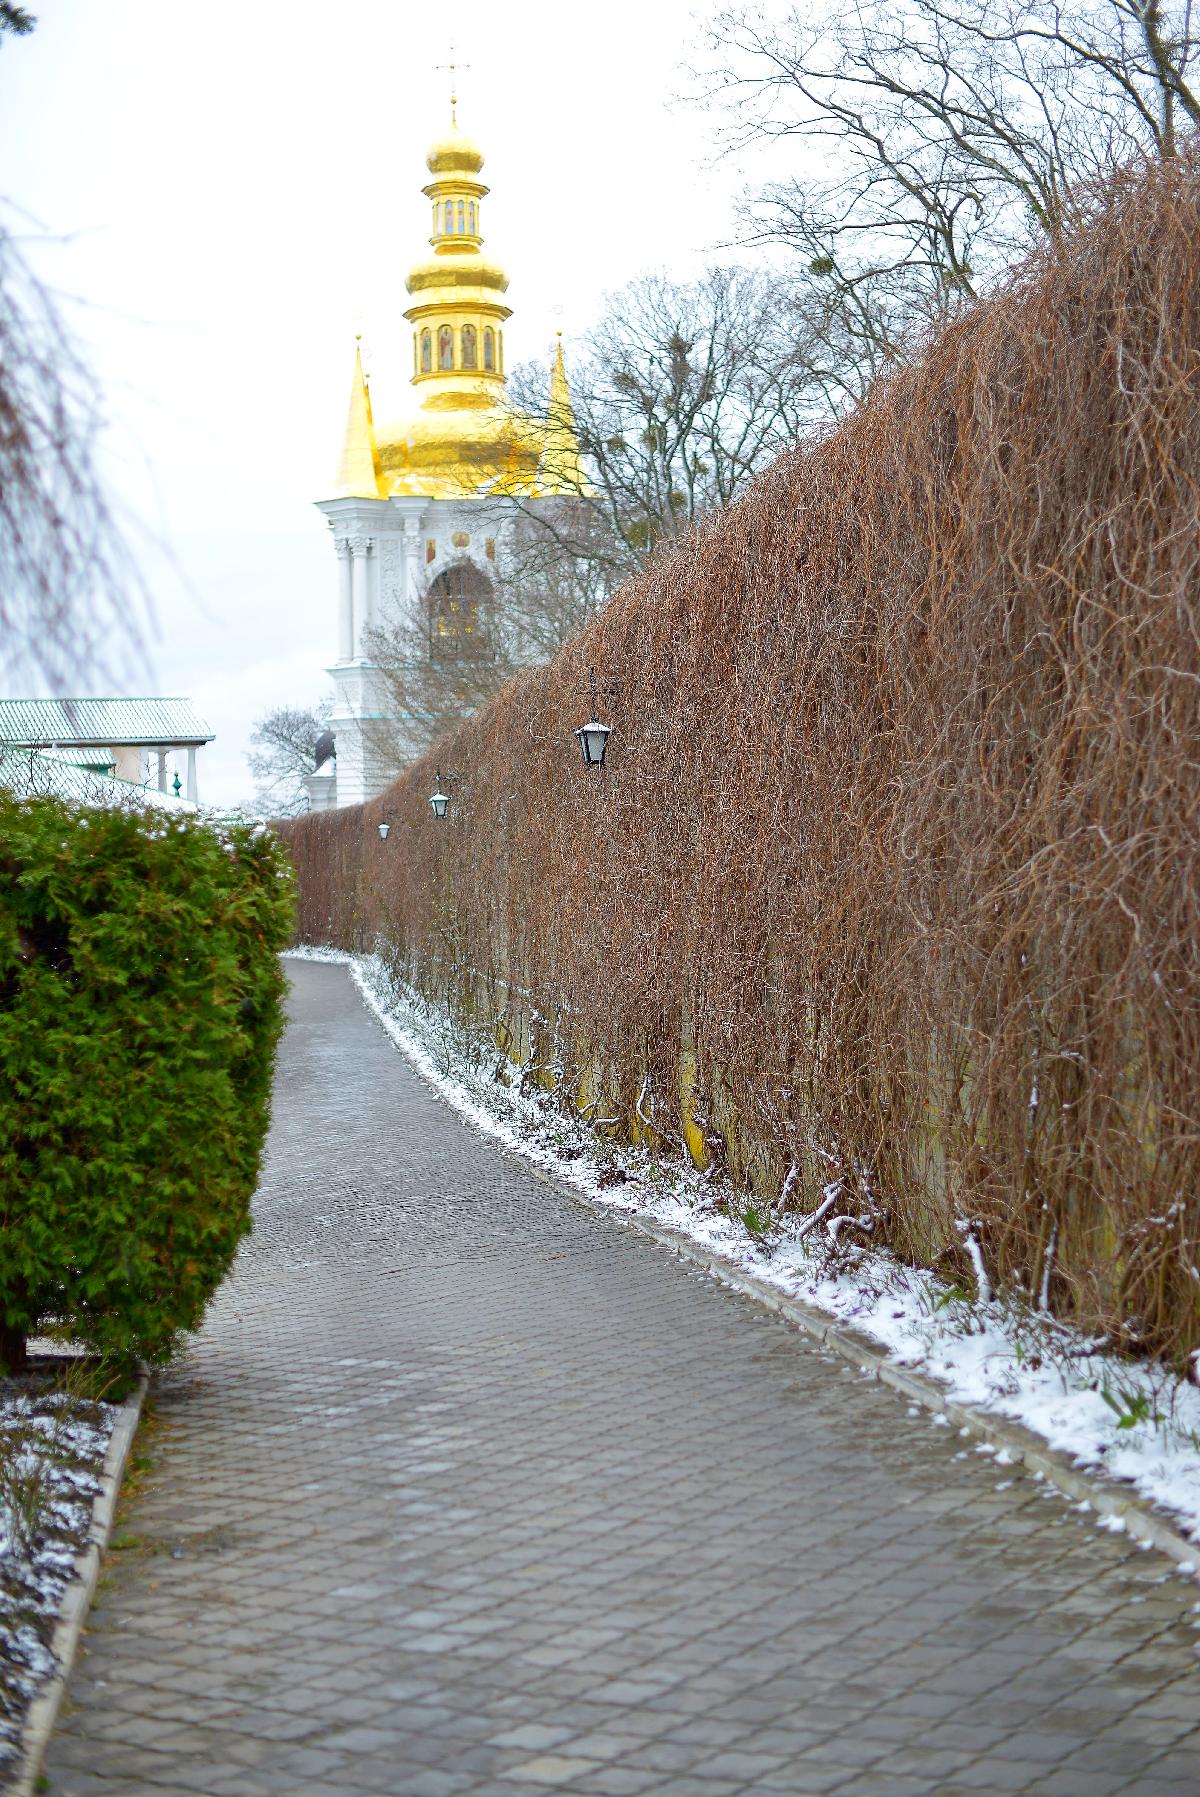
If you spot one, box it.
[434,47,470,127]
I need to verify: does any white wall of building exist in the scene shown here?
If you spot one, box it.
[315,493,512,808]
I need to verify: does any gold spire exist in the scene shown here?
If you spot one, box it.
[333,337,382,499]
[538,334,590,496]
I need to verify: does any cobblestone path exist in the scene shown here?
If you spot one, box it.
[45,961,1200,1796]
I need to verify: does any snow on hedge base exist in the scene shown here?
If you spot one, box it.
[0,795,296,1368]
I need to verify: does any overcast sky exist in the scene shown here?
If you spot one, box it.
[1,0,760,804]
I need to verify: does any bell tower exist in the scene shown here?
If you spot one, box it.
[310,90,588,813]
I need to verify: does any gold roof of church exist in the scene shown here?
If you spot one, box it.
[329,110,586,502]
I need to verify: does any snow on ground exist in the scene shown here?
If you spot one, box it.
[286,946,1200,1553]
[0,1381,115,1766]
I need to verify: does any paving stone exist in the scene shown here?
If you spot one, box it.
[41,960,1200,1793]
[489,1722,582,1752]
[613,1736,709,1773]
[572,1769,671,1795]
[503,1753,606,1783]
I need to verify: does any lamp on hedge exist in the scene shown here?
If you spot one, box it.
[575,668,612,769]
[377,814,391,841]
[430,772,450,820]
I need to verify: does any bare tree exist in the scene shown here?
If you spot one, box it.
[248,701,332,816]
[505,265,827,586]
[363,605,513,768]
[497,500,617,660]
[0,10,155,699]
[0,216,152,690]
[697,2,1200,379]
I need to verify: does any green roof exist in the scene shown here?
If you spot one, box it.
[0,697,214,747]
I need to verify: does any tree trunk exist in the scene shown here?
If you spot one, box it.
[0,1320,27,1373]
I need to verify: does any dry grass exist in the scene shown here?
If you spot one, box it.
[284,158,1200,1367]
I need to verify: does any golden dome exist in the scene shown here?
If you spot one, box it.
[425,125,484,177]
[405,252,508,299]
[376,397,545,499]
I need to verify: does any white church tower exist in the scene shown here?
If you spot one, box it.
[309,105,586,811]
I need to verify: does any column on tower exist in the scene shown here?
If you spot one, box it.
[349,536,373,657]
[335,539,353,661]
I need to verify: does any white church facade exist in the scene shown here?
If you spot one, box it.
[308,109,585,811]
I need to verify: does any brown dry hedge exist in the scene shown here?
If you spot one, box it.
[285,158,1200,1367]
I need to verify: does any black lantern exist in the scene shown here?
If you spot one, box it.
[575,718,611,767]
[430,772,450,819]
[575,669,612,768]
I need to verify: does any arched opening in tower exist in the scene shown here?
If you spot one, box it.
[427,561,495,660]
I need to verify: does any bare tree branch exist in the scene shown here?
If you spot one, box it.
[505,265,830,582]
[694,1,1200,383]
[248,701,332,815]
[0,219,150,690]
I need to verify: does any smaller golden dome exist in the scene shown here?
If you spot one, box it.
[405,253,509,298]
[426,125,484,177]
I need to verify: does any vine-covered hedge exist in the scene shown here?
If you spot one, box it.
[285,158,1200,1367]
[0,796,295,1369]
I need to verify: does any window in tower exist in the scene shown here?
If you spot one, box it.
[461,324,478,369]
[420,330,432,373]
[498,330,505,374]
[427,562,495,662]
[468,201,477,234]
[457,199,465,232]
[432,203,439,236]
[483,327,495,371]
[438,325,454,369]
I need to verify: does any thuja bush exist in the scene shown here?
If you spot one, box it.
[285,156,1200,1367]
[0,796,295,1369]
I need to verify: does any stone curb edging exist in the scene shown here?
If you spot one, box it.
[606,1205,1200,1582]
[10,1371,149,1797]
[520,1158,1200,1583]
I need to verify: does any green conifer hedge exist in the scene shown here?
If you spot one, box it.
[0,795,295,1370]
